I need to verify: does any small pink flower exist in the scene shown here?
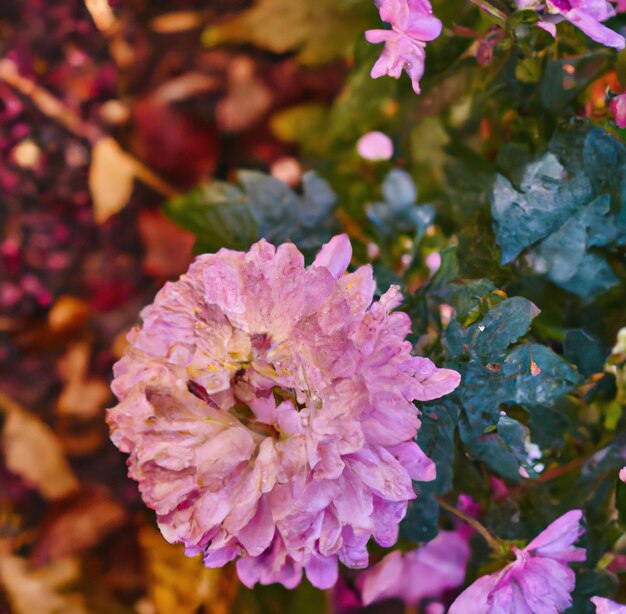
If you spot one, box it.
[359,530,470,605]
[365,0,442,94]
[592,597,626,613]
[357,131,394,161]
[611,94,626,128]
[516,0,625,49]
[425,251,441,276]
[107,235,460,589]
[449,510,586,614]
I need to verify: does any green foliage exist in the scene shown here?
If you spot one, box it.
[165,171,337,255]
[202,0,375,65]
[491,126,626,298]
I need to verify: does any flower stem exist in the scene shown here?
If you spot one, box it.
[436,496,504,553]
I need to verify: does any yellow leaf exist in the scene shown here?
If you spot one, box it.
[138,525,238,614]
[89,137,137,224]
[0,393,79,500]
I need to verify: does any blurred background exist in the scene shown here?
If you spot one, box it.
[0,1,374,612]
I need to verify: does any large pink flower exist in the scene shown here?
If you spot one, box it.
[365,0,442,94]
[449,510,586,613]
[107,235,460,589]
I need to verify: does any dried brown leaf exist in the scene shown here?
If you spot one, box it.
[1,394,79,500]
[89,138,137,224]
[0,555,87,614]
[138,210,194,278]
[34,489,128,562]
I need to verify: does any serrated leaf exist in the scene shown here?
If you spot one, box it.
[534,196,620,298]
[490,153,590,264]
[164,182,257,253]
[164,171,336,254]
[238,170,300,243]
[459,412,530,483]
[471,297,540,359]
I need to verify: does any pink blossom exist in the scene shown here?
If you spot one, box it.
[425,251,441,276]
[449,510,586,613]
[592,597,626,613]
[358,530,470,605]
[516,0,625,49]
[365,0,442,94]
[611,94,626,128]
[357,131,394,161]
[107,234,460,589]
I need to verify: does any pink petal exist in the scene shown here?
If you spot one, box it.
[357,131,394,161]
[389,441,437,481]
[525,510,586,562]
[611,95,626,129]
[313,234,352,279]
[237,496,275,557]
[305,554,339,589]
[591,597,626,613]
[565,7,625,48]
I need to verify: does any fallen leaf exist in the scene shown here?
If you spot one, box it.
[34,488,128,562]
[47,296,90,334]
[56,343,111,419]
[0,393,79,500]
[89,138,137,224]
[150,11,206,33]
[137,210,195,277]
[0,555,87,614]
[215,56,272,132]
[139,525,238,614]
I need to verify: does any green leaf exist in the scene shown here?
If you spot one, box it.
[616,476,626,531]
[164,171,337,255]
[238,171,300,243]
[367,170,435,240]
[500,344,581,405]
[490,153,590,264]
[567,569,618,614]
[534,196,620,298]
[164,182,257,253]
[471,297,540,359]
[232,578,329,614]
[541,54,611,114]
[202,0,374,65]
[381,169,417,207]
[401,401,460,543]
[459,411,531,483]
[416,400,460,495]
[564,330,610,377]
[401,487,440,543]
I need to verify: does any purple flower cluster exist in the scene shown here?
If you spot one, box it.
[107,235,460,589]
